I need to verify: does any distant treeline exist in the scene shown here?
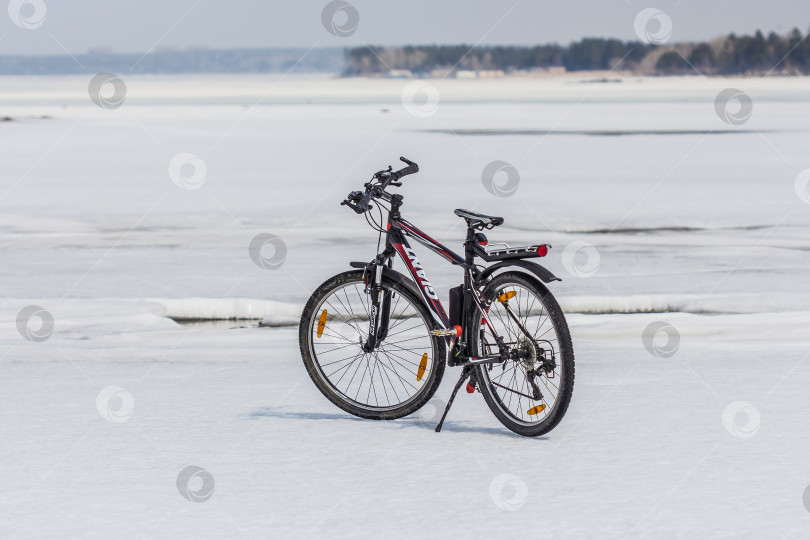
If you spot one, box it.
[345,27,810,76]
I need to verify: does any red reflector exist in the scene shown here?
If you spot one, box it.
[478,240,488,246]
[453,325,462,337]
[466,383,476,393]
[537,245,548,257]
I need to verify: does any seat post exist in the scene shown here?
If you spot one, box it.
[464,226,476,266]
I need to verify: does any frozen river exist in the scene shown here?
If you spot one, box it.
[1,74,809,538]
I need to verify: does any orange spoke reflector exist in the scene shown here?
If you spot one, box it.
[417,353,428,381]
[316,309,327,338]
[527,404,546,415]
[497,291,517,303]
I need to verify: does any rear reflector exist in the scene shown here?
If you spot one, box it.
[537,245,548,257]
[527,404,546,415]
[497,291,517,302]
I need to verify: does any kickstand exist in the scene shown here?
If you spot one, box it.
[435,367,470,433]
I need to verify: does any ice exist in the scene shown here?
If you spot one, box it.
[1,74,810,538]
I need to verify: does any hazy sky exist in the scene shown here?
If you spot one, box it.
[2,0,810,55]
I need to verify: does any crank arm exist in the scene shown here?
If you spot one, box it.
[460,355,506,367]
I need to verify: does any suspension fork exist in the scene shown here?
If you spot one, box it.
[363,257,393,352]
[377,258,394,341]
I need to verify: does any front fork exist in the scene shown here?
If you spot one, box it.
[363,260,392,352]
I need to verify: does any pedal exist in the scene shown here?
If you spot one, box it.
[430,325,462,338]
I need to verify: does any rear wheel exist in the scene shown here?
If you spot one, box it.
[471,272,574,437]
[299,270,446,420]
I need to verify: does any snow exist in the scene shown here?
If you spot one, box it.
[1,74,810,538]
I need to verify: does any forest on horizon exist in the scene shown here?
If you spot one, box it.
[345,27,810,76]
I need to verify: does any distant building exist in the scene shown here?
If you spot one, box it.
[455,69,506,79]
[387,69,413,78]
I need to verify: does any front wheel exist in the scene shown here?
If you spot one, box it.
[299,270,446,420]
[471,272,575,437]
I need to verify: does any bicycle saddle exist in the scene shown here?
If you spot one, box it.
[454,209,504,230]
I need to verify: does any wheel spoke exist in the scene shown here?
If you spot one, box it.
[309,278,435,412]
[475,280,570,429]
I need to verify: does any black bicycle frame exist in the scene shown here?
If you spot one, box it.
[363,195,505,366]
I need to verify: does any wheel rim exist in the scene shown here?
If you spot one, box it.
[308,280,436,412]
[477,283,564,427]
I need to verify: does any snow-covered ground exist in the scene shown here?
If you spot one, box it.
[1,74,810,538]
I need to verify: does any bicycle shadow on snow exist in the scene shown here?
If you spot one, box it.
[249,407,541,439]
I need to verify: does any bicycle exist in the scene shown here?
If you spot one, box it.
[298,157,574,437]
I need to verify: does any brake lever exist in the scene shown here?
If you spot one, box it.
[341,200,366,214]
[373,165,393,179]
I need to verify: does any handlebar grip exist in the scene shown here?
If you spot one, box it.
[388,157,419,182]
[342,192,373,214]
[399,156,418,175]
[341,199,367,214]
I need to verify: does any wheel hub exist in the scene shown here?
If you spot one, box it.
[515,337,537,370]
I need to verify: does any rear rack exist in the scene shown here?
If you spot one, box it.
[472,242,550,262]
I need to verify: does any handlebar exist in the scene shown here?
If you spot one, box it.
[341,156,418,214]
